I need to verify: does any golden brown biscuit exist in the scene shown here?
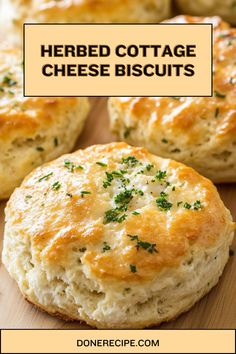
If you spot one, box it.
[0,45,90,199]
[176,0,236,25]
[12,0,171,24]
[109,16,236,183]
[2,142,234,328]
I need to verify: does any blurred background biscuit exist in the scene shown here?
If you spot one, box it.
[0,45,90,199]
[109,16,236,183]
[12,0,171,24]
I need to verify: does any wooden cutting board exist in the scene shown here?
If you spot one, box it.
[0,97,235,329]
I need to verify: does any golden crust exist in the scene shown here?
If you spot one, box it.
[12,0,171,24]
[0,46,81,140]
[6,142,234,283]
[0,45,90,199]
[109,16,236,183]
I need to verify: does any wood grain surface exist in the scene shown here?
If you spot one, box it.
[0,97,235,329]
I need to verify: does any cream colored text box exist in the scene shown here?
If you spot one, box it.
[24,24,212,97]
[1,329,235,353]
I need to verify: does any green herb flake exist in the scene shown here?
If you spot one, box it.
[64,159,83,172]
[79,247,87,253]
[103,171,114,188]
[129,264,137,273]
[183,202,191,209]
[128,234,158,254]
[193,200,202,210]
[96,161,107,167]
[102,242,111,252]
[132,211,140,215]
[156,194,172,211]
[114,189,133,207]
[38,172,53,182]
[103,208,127,224]
[146,164,154,171]
[214,90,226,98]
[25,195,32,203]
[121,156,140,167]
[52,181,61,191]
[66,193,73,198]
[3,76,17,87]
[81,191,91,198]
[36,146,44,152]
[156,170,167,181]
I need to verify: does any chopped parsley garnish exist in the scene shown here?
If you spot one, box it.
[96,161,107,167]
[146,164,154,171]
[183,202,191,209]
[103,171,114,188]
[183,201,202,210]
[25,195,32,203]
[103,208,128,224]
[134,189,144,196]
[36,146,44,151]
[155,170,167,181]
[128,234,158,254]
[132,211,140,215]
[52,181,61,191]
[102,242,111,252]
[64,159,83,172]
[215,108,219,118]
[103,170,128,188]
[156,193,172,211]
[80,191,91,198]
[114,189,133,207]
[177,201,183,206]
[79,247,87,253]
[214,90,226,98]
[38,172,53,182]
[130,264,137,273]
[121,156,139,167]
[193,200,202,210]
[66,193,73,198]
[3,75,17,87]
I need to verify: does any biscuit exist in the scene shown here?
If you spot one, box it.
[108,16,236,183]
[2,142,234,329]
[0,45,90,199]
[176,0,236,25]
[12,0,171,24]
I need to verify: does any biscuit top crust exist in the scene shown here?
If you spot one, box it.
[7,142,233,283]
[0,46,79,141]
[13,0,167,22]
[111,16,236,144]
